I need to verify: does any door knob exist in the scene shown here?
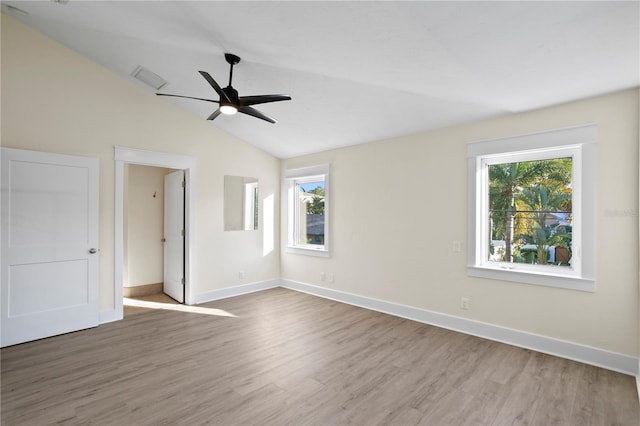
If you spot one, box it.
[89,248,98,254]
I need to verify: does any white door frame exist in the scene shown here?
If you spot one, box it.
[114,147,196,319]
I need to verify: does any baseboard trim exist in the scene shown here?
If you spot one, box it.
[193,279,280,305]
[280,279,639,376]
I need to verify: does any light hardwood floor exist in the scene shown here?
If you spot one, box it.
[123,292,181,316]
[2,288,638,425]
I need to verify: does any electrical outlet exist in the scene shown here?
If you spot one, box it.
[328,273,335,283]
[461,297,470,310]
[239,270,245,279]
[320,272,326,281]
[452,241,461,252]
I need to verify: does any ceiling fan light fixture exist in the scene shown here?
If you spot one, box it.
[220,104,238,115]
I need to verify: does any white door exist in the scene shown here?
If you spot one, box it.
[163,170,184,303]
[1,148,99,347]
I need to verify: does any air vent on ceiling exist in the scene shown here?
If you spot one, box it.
[1,4,29,17]
[131,66,168,90]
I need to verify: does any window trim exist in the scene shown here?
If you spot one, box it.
[285,164,330,257]
[244,180,258,231]
[467,125,596,292]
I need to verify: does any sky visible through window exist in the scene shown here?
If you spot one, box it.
[299,181,325,192]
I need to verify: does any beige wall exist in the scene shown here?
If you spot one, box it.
[282,89,640,357]
[1,16,281,311]
[124,164,174,287]
[3,14,639,360]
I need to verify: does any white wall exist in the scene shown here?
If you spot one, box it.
[1,15,281,311]
[282,89,640,358]
[125,164,173,287]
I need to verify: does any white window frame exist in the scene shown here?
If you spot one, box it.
[285,164,330,257]
[244,180,258,231]
[467,125,596,292]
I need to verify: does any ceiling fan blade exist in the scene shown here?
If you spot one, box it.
[156,93,219,104]
[207,109,222,121]
[239,94,292,107]
[198,71,230,102]
[238,106,277,124]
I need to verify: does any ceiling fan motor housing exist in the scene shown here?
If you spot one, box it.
[223,86,239,103]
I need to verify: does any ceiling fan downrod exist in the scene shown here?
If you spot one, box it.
[225,53,241,87]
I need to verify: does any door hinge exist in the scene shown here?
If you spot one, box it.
[182,180,186,188]
[181,229,185,237]
[181,277,185,285]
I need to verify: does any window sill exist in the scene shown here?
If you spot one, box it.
[467,265,595,292]
[285,245,330,258]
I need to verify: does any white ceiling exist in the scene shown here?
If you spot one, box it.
[3,1,639,158]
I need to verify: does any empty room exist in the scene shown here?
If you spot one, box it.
[1,1,639,425]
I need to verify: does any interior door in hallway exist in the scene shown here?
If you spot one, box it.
[1,148,100,347]
[163,170,184,303]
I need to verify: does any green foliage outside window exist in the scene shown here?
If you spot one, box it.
[489,158,572,265]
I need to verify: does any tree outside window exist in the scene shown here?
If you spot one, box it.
[468,125,595,291]
[489,158,572,266]
[285,164,330,257]
[299,182,325,245]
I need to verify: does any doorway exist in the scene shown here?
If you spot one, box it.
[114,147,196,321]
[123,165,184,312]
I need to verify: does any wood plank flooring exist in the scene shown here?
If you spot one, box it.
[1,287,638,425]
[123,293,181,316]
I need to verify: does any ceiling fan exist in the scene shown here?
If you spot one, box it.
[157,53,291,124]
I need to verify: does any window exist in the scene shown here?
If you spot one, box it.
[285,164,330,257]
[244,180,258,231]
[468,125,596,291]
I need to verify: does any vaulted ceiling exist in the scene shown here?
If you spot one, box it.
[3,1,638,158]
